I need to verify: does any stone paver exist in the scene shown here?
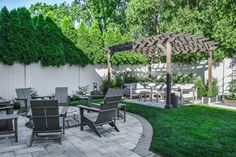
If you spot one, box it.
[0,111,145,157]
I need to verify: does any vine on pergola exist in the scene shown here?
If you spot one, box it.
[107,32,218,108]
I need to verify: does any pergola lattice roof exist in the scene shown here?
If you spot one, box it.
[107,32,218,57]
[106,32,218,108]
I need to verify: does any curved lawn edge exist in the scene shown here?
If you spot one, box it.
[129,112,160,157]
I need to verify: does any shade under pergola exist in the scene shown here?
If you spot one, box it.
[106,32,218,108]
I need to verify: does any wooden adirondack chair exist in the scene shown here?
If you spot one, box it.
[29,100,62,147]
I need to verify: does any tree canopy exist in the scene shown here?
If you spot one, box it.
[0,0,235,66]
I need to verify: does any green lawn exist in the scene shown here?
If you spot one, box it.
[125,103,236,157]
[70,98,102,106]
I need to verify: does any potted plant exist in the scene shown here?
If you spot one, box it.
[201,78,219,103]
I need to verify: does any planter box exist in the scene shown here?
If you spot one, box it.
[223,99,236,107]
[202,96,219,104]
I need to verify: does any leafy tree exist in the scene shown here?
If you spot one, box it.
[60,16,77,43]
[76,0,130,32]
[88,21,105,63]
[76,22,91,62]
[30,2,79,25]
[29,2,54,16]
[126,0,236,64]
[126,0,161,38]
[0,7,12,64]
[104,27,147,65]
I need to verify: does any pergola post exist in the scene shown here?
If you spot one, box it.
[165,42,172,108]
[107,50,112,88]
[148,57,153,79]
[208,51,212,97]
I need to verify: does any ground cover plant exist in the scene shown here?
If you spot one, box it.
[125,102,236,157]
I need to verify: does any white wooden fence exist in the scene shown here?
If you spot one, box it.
[0,58,232,100]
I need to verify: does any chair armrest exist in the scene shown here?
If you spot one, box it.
[15,98,27,101]
[87,95,105,99]
[0,114,18,120]
[60,106,69,116]
[0,106,13,110]
[0,101,11,105]
[90,102,103,106]
[78,105,101,112]
[87,95,104,106]
[31,96,44,99]
[89,102,102,109]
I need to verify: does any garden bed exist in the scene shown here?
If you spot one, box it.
[223,99,236,107]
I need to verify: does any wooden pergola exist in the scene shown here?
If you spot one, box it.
[106,32,218,108]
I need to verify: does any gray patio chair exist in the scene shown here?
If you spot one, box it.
[79,96,121,137]
[54,87,70,106]
[15,88,32,115]
[0,101,18,142]
[88,89,125,122]
[88,88,123,109]
[29,100,62,147]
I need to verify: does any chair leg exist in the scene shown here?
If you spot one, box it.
[91,124,102,137]
[63,116,65,134]
[85,120,102,137]
[29,131,35,147]
[109,122,119,132]
[59,130,62,145]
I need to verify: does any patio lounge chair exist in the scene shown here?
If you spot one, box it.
[79,105,119,137]
[15,88,32,115]
[29,100,62,147]
[54,87,70,106]
[0,101,18,142]
[88,88,123,109]
[88,89,125,121]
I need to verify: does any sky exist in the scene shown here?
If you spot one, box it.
[0,0,74,10]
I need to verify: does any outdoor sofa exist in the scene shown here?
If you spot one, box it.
[122,83,197,104]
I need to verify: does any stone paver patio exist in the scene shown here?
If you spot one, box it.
[0,110,144,157]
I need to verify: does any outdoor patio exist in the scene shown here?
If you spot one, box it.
[0,111,144,157]
[0,0,235,157]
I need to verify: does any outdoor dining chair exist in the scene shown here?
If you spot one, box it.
[15,88,32,115]
[29,100,62,147]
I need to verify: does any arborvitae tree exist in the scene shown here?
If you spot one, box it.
[0,7,12,64]
[16,8,38,64]
[32,15,46,62]
[40,17,65,66]
[60,16,77,43]
[8,9,21,62]
[89,21,105,63]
